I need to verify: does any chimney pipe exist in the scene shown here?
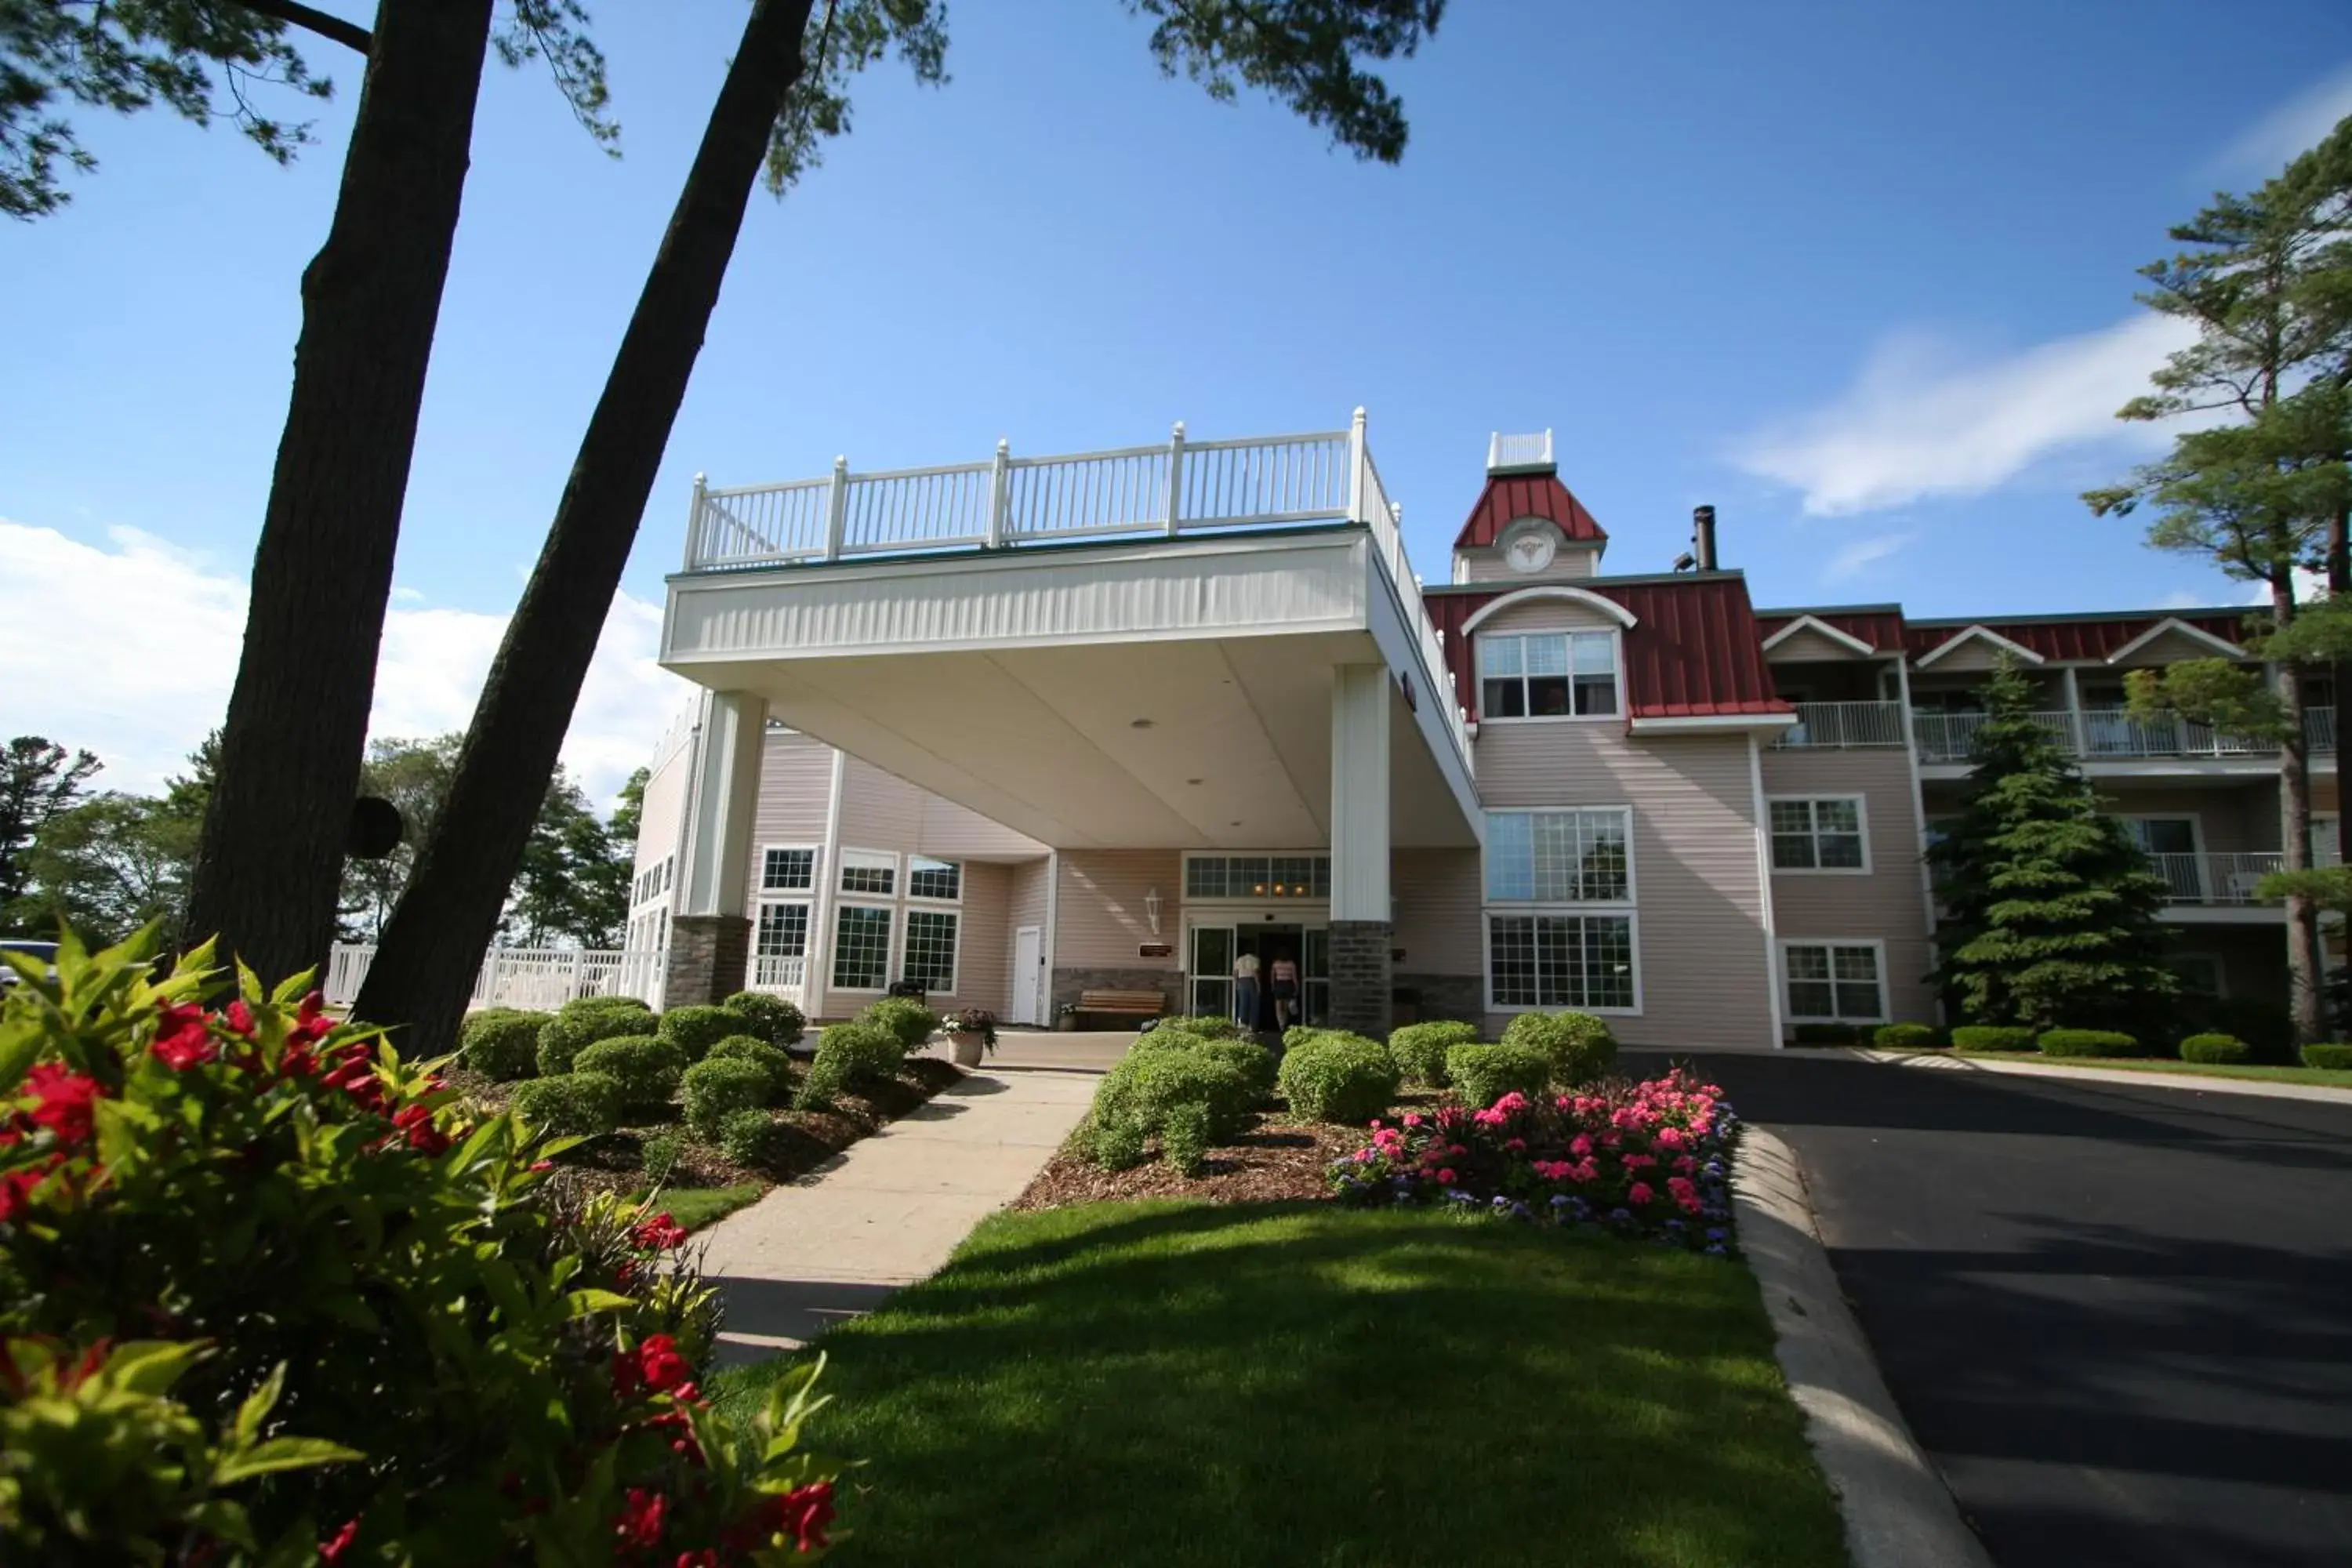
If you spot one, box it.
[1692,505,1718,572]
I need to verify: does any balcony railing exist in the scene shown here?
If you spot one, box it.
[2146,852,2285,906]
[1771,700,1908,749]
[681,412,1474,778]
[1913,710,2337,764]
[1911,711,2074,764]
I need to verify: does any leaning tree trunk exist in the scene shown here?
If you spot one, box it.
[356,0,818,1047]
[2273,580,2328,1045]
[183,0,497,985]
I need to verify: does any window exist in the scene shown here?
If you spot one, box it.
[1769,798,1867,872]
[761,847,815,892]
[902,909,959,991]
[1478,631,1618,719]
[830,905,892,990]
[839,849,895,896]
[907,856,961,902]
[1488,913,1635,1009]
[1782,942,1885,1023]
[756,902,808,960]
[2169,953,2226,1000]
[1185,854,1330,900]
[1485,809,1632,903]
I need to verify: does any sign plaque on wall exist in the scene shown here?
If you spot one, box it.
[1138,942,1173,958]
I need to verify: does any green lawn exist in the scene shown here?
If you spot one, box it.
[637,1183,766,1232]
[715,1201,1847,1568]
[1939,1051,2352,1088]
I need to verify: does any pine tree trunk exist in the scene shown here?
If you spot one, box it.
[354,0,818,1049]
[2273,580,2328,1044]
[183,0,497,985]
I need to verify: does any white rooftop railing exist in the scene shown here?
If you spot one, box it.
[1486,430,1555,473]
[681,409,1475,776]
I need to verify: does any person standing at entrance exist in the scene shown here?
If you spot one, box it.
[1232,948,1260,1030]
[1269,949,1300,1030]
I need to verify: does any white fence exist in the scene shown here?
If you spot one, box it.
[325,944,665,1013]
[1772,701,1908,749]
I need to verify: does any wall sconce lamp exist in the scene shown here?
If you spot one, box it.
[1144,886,1162,936]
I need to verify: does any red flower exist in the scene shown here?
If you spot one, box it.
[22,1062,103,1146]
[612,1334,699,1401]
[633,1213,689,1251]
[0,1158,60,1223]
[772,1481,835,1553]
[223,1000,256,1036]
[673,1553,720,1568]
[614,1487,669,1548]
[393,1103,450,1156]
[318,1516,362,1564]
[151,1005,217,1070]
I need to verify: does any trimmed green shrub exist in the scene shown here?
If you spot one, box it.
[1388,1021,1480,1086]
[571,1034,685,1117]
[2038,1029,2137,1058]
[716,1107,779,1167]
[1283,1025,1339,1052]
[681,1057,770,1136]
[561,993,652,1018]
[1088,1114,1148,1171]
[509,1070,625,1137]
[655,1004,740,1063]
[794,1022,906,1111]
[1500,1011,1617,1087]
[1789,1022,1863,1047]
[641,1129,688,1186]
[1088,1051,1256,1164]
[1276,1033,1400,1125]
[2300,1042,2352,1070]
[535,1004,651,1076]
[1446,1043,1552,1110]
[2178,1033,2252,1065]
[458,1007,552,1080]
[1192,1038,1278,1102]
[706,1034,793,1101]
[1160,1101,1214,1176]
[858,996,940,1051]
[1151,1014,1242,1040]
[1873,1023,1943,1050]
[720,989,805,1046]
[1951,1025,2037,1053]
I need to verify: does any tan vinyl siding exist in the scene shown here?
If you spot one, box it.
[1473,725,1773,1049]
[1006,856,1053,1011]
[1763,627,1873,665]
[2092,784,2273,855]
[839,757,925,851]
[1759,747,1936,1027]
[1455,547,1600,584]
[1392,848,1484,975]
[1915,637,2017,674]
[746,730,835,880]
[631,742,692,881]
[944,861,1011,1014]
[1475,596,1623,637]
[917,793,1049,860]
[1058,850,1181,973]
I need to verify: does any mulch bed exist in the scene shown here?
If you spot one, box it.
[1011,1115,1366,1209]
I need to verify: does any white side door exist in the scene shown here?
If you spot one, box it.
[1011,924,1044,1025]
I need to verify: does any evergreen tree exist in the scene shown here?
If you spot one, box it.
[1928,663,2179,1033]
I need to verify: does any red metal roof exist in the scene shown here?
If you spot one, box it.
[1903,612,2251,663]
[1755,610,1907,654]
[1451,473,1610,551]
[1430,575,1791,720]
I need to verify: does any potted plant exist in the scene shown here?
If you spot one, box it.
[1054,1002,1079,1033]
[942,1007,997,1067]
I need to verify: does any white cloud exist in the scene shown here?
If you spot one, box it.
[0,519,688,806]
[2158,589,2207,610]
[2214,60,2352,177]
[1821,531,1915,584]
[1728,314,2200,516]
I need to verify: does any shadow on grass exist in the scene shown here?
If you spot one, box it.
[716,1201,1845,1568]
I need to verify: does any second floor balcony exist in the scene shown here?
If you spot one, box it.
[1772,702,2340,763]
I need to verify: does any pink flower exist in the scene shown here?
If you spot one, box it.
[1403,1112,1423,1127]
[1437,1167,1457,1185]
[319,1518,363,1565]
[1628,1181,1655,1207]
[1622,1152,1656,1170]
[1503,1138,1526,1153]
[1570,1134,1593,1157]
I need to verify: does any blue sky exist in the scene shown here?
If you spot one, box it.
[5,0,2351,797]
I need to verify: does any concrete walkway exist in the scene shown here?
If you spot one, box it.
[700,1065,1098,1364]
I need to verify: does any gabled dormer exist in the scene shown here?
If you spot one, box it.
[1450,430,1610,584]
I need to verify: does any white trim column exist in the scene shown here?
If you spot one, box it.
[1329,664,1393,1036]
[666,689,768,1008]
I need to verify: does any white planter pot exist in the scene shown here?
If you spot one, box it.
[948,1031,985,1067]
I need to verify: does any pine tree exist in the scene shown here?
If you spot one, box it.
[1928,664,2179,1033]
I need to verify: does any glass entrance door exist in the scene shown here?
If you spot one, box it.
[1303,927,1330,1025]
[1189,924,1235,1020]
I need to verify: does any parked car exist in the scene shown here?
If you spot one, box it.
[0,939,60,986]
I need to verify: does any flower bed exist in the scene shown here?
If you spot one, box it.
[1328,1069,1740,1254]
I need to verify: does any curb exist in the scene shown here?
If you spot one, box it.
[1733,1127,1994,1568]
[1847,1047,2352,1105]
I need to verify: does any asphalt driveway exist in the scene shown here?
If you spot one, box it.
[1632,1051,2352,1568]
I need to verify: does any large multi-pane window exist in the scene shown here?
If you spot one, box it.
[1769,799,1867,872]
[1484,808,1636,1011]
[907,856,962,902]
[831,905,892,990]
[839,849,896,896]
[902,909,959,991]
[762,847,815,892]
[1478,631,1619,719]
[753,901,811,987]
[1781,942,1884,1022]
[1185,855,1330,900]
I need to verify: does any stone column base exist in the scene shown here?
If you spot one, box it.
[664,914,751,1010]
[1328,920,1394,1038]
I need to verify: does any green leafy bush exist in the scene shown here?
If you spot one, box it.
[707,1034,794,1101]
[681,1056,771,1136]
[1283,1025,1338,1052]
[0,930,840,1564]
[1160,1100,1214,1176]
[1088,1051,1256,1164]
[510,1069,626,1137]
[857,996,940,1052]
[2178,1033,2252,1065]
[1276,1033,1400,1124]
[717,1106,780,1167]
[2300,1042,2352,1070]
[794,1022,906,1111]
[1130,1029,1276,1102]
[1873,1023,1943,1049]
[1951,1025,2038,1053]
[457,1007,552,1080]
[1387,1020,1479,1086]
[2211,996,2295,1060]
[641,1128,688,1186]
[1087,1114,1148,1171]
[1500,1011,1617,1087]
[1446,1043,1552,1109]
[535,1001,651,1076]
[722,989,806,1046]
[2038,1029,2137,1058]
[1789,1022,1863,1046]
[1150,1014,1241,1040]
[572,1033,686,1117]
[655,1003,742,1063]
[563,993,652,1019]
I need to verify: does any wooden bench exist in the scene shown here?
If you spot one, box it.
[1074,988,1167,1026]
